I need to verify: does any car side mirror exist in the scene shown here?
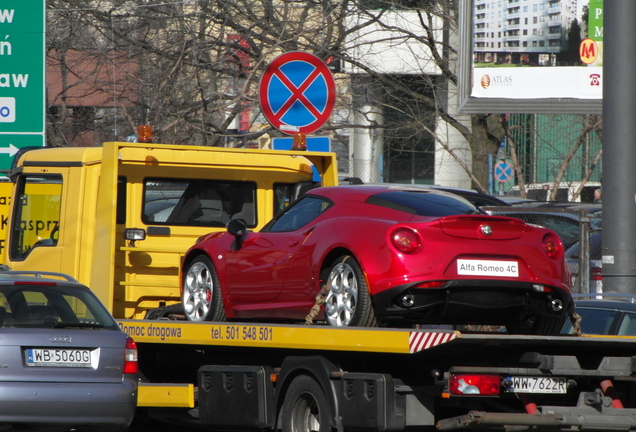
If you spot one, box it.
[227,219,247,237]
[226,219,247,251]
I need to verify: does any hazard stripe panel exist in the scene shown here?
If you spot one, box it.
[409,331,458,353]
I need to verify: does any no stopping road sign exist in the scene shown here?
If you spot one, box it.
[259,52,335,135]
[494,161,514,183]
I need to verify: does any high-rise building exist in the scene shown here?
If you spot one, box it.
[474,0,580,66]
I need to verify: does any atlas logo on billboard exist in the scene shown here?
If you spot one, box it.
[259,52,335,135]
[0,98,15,123]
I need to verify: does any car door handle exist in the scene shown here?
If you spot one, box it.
[288,240,299,247]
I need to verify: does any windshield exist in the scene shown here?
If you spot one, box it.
[10,176,62,261]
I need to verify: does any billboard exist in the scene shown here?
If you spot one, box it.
[458,0,603,114]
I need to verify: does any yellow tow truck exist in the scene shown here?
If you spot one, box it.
[3,141,337,319]
[4,141,636,432]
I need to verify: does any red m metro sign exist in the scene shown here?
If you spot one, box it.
[259,52,335,135]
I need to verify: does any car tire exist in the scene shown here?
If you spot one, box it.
[281,375,332,432]
[322,255,378,327]
[182,255,226,322]
[506,313,565,335]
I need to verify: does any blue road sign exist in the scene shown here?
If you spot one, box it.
[272,136,331,181]
[271,136,330,152]
[259,52,335,135]
[494,161,514,183]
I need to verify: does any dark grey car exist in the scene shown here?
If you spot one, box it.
[562,294,636,336]
[0,272,137,431]
[485,206,602,249]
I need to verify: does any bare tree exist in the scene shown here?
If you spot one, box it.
[45,0,601,190]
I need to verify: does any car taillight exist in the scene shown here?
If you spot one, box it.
[591,267,603,281]
[449,374,500,396]
[391,228,419,253]
[413,281,447,288]
[124,337,138,375]
[532,284,554,293]
[542,234,561,259]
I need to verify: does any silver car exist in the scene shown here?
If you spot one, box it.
[0,272,137,431]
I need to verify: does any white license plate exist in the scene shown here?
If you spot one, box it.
[26,348,94,368]
[506,376,567,394]
[457,259,519,277]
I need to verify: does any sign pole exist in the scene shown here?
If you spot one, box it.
[602,1,636,294]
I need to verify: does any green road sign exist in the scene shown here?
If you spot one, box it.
[0,1,45,173]
[0,134,44,177]
[0,2,45,134]
[0,134,44,154]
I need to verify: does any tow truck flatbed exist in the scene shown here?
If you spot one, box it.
[119,319,636,422]
[118,319,636,356]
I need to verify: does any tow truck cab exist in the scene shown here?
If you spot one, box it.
[3,142,338,319]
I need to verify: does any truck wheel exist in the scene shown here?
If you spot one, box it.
[322,255,378,327]
[281,375,331,432]
[182,255,226,322]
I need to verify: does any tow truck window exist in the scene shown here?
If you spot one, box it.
[9,175,62,261]
[143,178,256,227]
[274,184,293,215]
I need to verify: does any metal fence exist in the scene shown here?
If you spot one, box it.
[483,206,602,295]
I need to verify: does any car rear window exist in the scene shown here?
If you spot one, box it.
[0,284,118,330]
[365,191,479,217]
[565,307,617,335]
[492,212,581,248]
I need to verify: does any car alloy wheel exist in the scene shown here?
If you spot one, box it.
[182,256,226,322]
[323,255,377,327]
